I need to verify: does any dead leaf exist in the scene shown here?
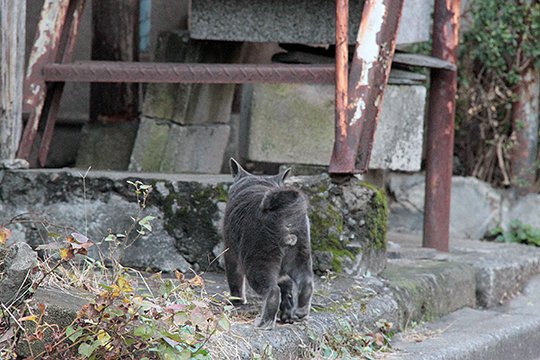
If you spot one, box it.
[0,227,12,245]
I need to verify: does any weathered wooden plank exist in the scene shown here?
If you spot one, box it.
[0,0,26,161]
[90,0,139,123]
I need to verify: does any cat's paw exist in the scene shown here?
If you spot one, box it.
[254,317,276,330]
[293,306,310,321]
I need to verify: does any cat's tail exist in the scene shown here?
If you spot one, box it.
[260,188,306,212]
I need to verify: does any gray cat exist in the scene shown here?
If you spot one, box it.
[223,158,314,329]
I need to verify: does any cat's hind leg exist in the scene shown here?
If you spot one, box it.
[254,284,281,330]
[247,265,281,330]
[224,250,246,305]
[278,275,297,323]
[293,272,313,321]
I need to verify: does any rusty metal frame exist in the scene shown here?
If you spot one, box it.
[423,0,461,252]
[19,0,407,174]
[329,0,404,174]
[330,0,349,175]
[42,62,336,84]
[17,0,86,165]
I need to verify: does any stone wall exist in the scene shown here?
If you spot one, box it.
[0,169,388,276]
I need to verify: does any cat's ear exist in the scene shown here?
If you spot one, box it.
[278,167,292,183]
[230,158,249,179]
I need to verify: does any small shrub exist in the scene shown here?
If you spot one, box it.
[487,220,540,246]
[454,0,540,187]
[0,179,231,359]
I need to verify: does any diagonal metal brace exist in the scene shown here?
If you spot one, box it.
[329,0,404,174]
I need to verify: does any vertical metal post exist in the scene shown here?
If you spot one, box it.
[423,0,461,251]
[329,0,404,174]
[0,0,25,161]
[330,0,349,175]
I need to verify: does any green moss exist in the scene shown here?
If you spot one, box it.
[360,182,389,251]
[139,121,169,172]
[309,193,355,273]
[161,184,225,267]
[213,183,229,202]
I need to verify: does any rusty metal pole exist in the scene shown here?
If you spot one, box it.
[38,0,86,167]
[17,0,72,161]
[510,64,540,195]
[329,0,404,174]
[423,0,461,251]
[330,0,349,176]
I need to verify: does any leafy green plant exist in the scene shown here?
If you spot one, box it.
[487,220,540,246]
[0,179,231,359]
[25,271,230,360]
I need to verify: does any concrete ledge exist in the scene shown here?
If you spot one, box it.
[16,233,540,359]
[389,276,540,360]
[190,0,432,45]
[388,232,540,308]
[382,260,476,329]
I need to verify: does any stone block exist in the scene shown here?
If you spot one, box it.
[15,287,91,358]
[130,119,230,174]
[129,117,170,172]
[242,84,426,171]
[293,174,389,276]
[0,242,38,306]
[76,122,139,171]
[370,86,426,171]
[142,30,241,125]
[161,124,230,174]
[388,174,503,239]
[503,194,540,229]
[190,0,432,45]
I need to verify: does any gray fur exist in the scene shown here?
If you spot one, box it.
[223,158,314,329]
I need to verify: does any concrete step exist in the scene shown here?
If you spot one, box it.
[388,275,540,360]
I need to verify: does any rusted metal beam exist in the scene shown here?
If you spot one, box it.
[510,64,540,195]
[423,0,461,252]
[38,0,86,167]
[17,0,72,161]
[42,62,336,84]
[329,0,349,176]
[329,0,404,174]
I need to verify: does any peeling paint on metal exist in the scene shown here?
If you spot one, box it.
[29,84,40,98]
[27,1,63,71]
[350,98,366,126]
[355,1,387,86]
